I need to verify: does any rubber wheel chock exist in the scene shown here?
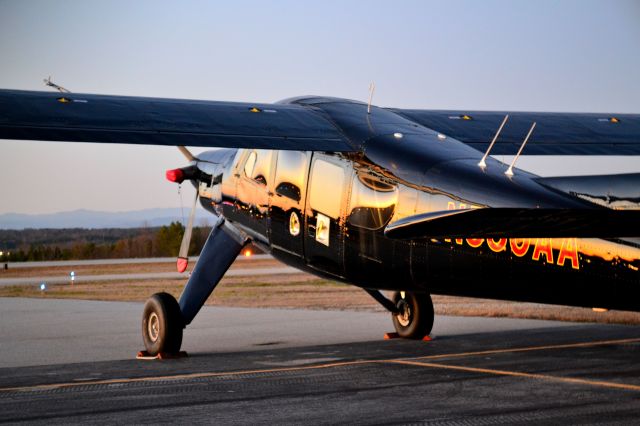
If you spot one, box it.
[383,332,433,341]
[136,350,188,360]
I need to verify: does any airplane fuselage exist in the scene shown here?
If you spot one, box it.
[193,98,640,313]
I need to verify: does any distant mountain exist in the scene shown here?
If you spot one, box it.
[0,208,196,229]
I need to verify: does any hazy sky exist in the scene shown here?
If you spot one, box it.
[0,0,638,215]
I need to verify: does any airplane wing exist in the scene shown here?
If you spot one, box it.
[0,89,355,151]
[385,207,640,239]
[389,109,640,155]
[535,173,640,210]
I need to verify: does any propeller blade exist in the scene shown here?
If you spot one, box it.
[177,190,199,273]
[177,146,199,162]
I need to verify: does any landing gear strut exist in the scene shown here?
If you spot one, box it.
[142,292,184,356]
[391,291,434,339]
[140,219,249,357]
[365,289,434,339]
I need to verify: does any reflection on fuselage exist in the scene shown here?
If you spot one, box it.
[197,148,640,312]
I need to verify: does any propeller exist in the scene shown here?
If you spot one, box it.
[170,146,201,273]
[177,190,199,273]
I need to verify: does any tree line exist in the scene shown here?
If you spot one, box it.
[1,222,211,262]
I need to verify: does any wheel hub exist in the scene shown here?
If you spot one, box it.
[148,312,160,342]
[396,299,411,327]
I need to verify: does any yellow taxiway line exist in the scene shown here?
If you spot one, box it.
[2,337,639,393]
[388,359,640,392]
[407,337,640,362]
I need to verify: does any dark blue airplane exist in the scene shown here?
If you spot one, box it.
[1,89,639,356]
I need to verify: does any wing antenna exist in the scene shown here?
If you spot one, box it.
[505,122,536,177]
[43,76,71,93]
[478,114,509,169]
[367,82,375,114]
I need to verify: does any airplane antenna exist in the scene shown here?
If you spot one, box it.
[478,114,509,169]
[43,76,71,93]
[367,82,375,114]
[505,122,536,177]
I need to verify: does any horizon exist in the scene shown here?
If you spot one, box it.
[0,206,213,230]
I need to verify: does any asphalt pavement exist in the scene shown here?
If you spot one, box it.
[1,298,639,424]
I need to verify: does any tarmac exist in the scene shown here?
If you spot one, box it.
[5,254,272,268]
[0,254,295,286]
[1,297,639,424]
[0,266,298,286]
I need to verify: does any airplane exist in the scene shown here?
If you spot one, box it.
[1,88,639,356]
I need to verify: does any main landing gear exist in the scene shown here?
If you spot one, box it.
[391,291,434,339]
[142,292,184,356]
[365,289,434,339]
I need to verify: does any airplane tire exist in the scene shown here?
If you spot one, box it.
[142,292,184,355]
[391,291,434,339]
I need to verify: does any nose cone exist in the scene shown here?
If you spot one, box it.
[166,168,185,183]
[165,166,201,184]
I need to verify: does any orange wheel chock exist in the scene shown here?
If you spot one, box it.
[136,350,188,360]
[384,333,433,341]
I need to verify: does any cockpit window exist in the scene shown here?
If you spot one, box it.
[243,150,272,186]
[348,172,398,230]
[243,151,257,178]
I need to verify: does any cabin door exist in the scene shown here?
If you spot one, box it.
[268,150,311,259]
[303,153,350,278]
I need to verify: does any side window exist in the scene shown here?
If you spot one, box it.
[252,149,272,186]
[309,159,344,219]
[416,191,430,214]
[231,148,246,172]
[348,172,398,229]
[274,150,309,203]
[392,185,418,221]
